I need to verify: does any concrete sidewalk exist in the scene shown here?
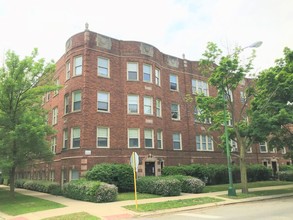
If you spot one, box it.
[1,184,293,220]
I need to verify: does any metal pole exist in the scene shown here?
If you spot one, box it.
[223,92,237,196]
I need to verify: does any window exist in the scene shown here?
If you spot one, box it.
[128,128,140,148]
[247,147,252,153]
[259,142,268,153]
[73,56,82,76]
[240,91,246,103]
[170,74,178,91]
[52,107,58,125]
[230,139,238,152]
[194,107,211,124]
[54,79,59,96]
[157,130,163,149]
[173,133,182,150]
[64,94,69,114]
[192,79,209,96]
[143,64,152,83]
[72,90,81,111]
[71,127,80,148]
[66,60,70,80]
[63,129,68,149]
[224,89,233,102]
[51,136,56,154]
[156,99,162,117]
[128,95,139,114]
[97,92,109,112]
[171,103,180,120]
[144,129,153,148]
[155,68,161,86]
[144,96,153,115]
[270,148,277,153]
[282,147,287,154]
[127,62,138,81]
[98,57,109,77]
[49,171,55,182]
[227,112,233,126]
[196,135,213,151]
[70,170,79,181]
[97,127,109,148]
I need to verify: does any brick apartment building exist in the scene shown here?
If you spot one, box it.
[18,26,291,185]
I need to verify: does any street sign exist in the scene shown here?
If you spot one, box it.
[130,152,139,172]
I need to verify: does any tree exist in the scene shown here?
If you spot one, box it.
[251,47,293,157]
[0,49,56,196]
[195,42,260,194]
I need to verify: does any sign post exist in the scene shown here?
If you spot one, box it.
[130,152,139,210]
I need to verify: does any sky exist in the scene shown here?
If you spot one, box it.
[0,0,292,73]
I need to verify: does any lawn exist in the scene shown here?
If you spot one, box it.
[0,188,65,216]
[117,192,161,201]
[42,212,100,220]
[124,197,224,212]
[203,181,292,193]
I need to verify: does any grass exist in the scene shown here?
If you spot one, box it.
[0,188,65,216]
[42,212,100,220]
[124,197,224,212]
[204,181,292,193]
[222,187,293,199]
[117,192,161,201]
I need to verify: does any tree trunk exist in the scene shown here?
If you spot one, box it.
[9,166,16,198]
[240,144,248,193]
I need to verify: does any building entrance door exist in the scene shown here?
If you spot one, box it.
[145,162,155,176]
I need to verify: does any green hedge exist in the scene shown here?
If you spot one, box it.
[86,163,134,192]
[279,165,293,171]
[16,179,62,195]
[162,164,271,185]
[171,175,205,193]
[278,171,293,181]
[63,179,117,203]
[137,176,181,196]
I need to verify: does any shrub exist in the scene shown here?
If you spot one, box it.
[278,171,293,181]
[279,165,293,171]
[137,176,181,196]
[247,164,271,182]
[63,179,118,202]
[15,179,27,188]
[21,180,62,195]
[86,163,134,192]
[171,175,205,193]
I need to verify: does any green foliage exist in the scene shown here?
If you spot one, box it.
[279,165,293,171]
[17,179,62,195]
[278,171,293,181]
[137,176,181,196]
[246,165,271,182]
[63,179,117,203]
[171,175,205,193]
[85,163,134,192]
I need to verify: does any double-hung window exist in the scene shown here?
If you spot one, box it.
[143,64,152,83]
[72,90,81,111]
[97,127,109,148]
[196,135,213,151]
[98,57,109,77]
[128,95,139,114]
[144,96,153,115]
[157,130,163,149]
[52,107,58,125]
[71,127,80,148]
[259,142,268,153]
[63,129,68,149]
[156,99,162,117]
[192,79,209,96]
[230,139,238,152]
[128,128,140,148]
[171,103,180,120]
[170,74,178,91]
[64,94,69,114]
[51,136,56,154]
[66,61,70,80]
[73,56,82,76]
[173,133,182,150]
[155,68,161,86]
[97,92,109,112]
[127,62,138,81]
[70,170,79,181]
[144,129,153,148]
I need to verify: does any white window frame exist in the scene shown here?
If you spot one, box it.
[155,68,161,86]
[70,169,79,181]
[51,136,56,154]
[97,91,110,112]
[71,127,80,148]
[144,129,154,148]
[171,103,180,120]
[157,130,163,149]
[196,135,214,151]
[143,64,152,83]
[128,94,139,114]
[66,60,70,80]
[52,107,58,125]
[97,127,110,148]
[194,106,211,124]
[128,128,140,148]
[259,142,268,153]
[73,55,82,76]
[192,79,209,96]
[63,129,68,149]
[72,90,81,112]
[156,99,162,117]
[240,91,246,103]
[64,94,69,114]
[144,96,153,115]
[247,147,252,153]
[230,139,238,152]
[54,78,59,96]
[281,147,287,154]
[173,133,182,150]
[98,57,110,78]
[170,74,178,91]
[127,62,138,81]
